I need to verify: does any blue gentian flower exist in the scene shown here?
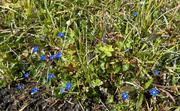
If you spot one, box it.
[30,87,39,95]
[133,12,138,17]
[57,32,65,38]
[65,82,72,91]
[121,92,129,101]
[23,72,29,79]
[60,88,65,94]
[32,46,39,53]
[154,70,160,76]
[55,52,62,59]
[40,55,46,61]
[49,55,54,61]
[16,84,23,90]
[150,88,159,97]
[47,73,55,80]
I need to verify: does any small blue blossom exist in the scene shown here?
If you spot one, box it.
[60,88,65,94]
[40,55,46,61]
[57,32,65,38]
[32,46,39,53]
[49,55,54,61]
[150,88,159,97]
[30,87,39,95]
[23,72,29,79]
[154,70,160,76]
[55,52,62,59]
[133,12,138,17]
[121,92,129,101]
[16,84,23,90]
[47,73,55,80]
[65,82,72,91]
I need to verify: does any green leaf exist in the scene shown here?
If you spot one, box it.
[91,79,103,87]
[98,45,114,57]
[100,62,105,70]
[114,67,121,74]
[107,95,114,103]
[175,107,180,111]
[116,41,124,49]
[136,94,144,110]
[122,64,129,71]
[144,79,153,89]
[89,0,94,4]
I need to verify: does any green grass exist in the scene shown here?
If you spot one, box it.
[0,0,180,110]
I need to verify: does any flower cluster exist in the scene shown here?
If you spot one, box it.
[32,32,64,62]
[17,31,160,100]
[40,52,62,61]
[121,87,160,101]
[48,52,62,61]
[16,32,70,95]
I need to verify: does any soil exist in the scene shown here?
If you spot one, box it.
[0,81,83,111]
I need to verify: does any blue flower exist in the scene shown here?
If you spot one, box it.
[65,82,72,91]
[133,12,138,17]
[121,92,129,101]
[57,32,65,38]
[32,46,39,53]
[47,73,55,80]
[40,55,46,61]
[154,70,160,76]
[150,88,159,97]
[60,88,65,94]
[23,72,29,79]
[55,52,62,59]
[16,84,23,90]
[30,87,39,95]
[49,55,54,61]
